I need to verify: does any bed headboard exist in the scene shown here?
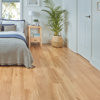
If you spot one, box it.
[1,19,25,33]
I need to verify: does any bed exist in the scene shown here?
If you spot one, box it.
[0,19,34,68]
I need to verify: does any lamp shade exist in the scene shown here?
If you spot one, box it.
[28,11,34,16]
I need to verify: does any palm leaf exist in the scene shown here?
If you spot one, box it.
[54,6,61,11]
[43,0,55,8]
[42,0,67,36]
[42,9,53,16]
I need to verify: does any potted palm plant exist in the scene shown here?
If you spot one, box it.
[42,0,66,47]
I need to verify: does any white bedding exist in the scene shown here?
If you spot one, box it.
[0,31,26,39]
[2,20,25,33]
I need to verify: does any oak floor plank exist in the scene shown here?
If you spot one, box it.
[10,68,25,100]
[0,67,13,100]
[0,45,100,100]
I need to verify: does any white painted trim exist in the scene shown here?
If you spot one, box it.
[76,0,78,53]
[91,0,93,59]
[90,58,100,70]
[0,0,22,19]
[77,0,92,61]
[20,0,23,19]
[0,0,2,18]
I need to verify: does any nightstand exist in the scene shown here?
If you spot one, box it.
[28,25,42,48]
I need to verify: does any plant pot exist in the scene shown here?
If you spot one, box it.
[51,36,63,48]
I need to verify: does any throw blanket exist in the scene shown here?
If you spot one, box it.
[0,34,28,47]
[0,32,33,68]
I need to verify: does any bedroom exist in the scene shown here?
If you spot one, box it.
[0,0,100,100]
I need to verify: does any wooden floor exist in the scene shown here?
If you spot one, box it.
[0,44,100,100]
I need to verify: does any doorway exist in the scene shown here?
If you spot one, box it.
[78,0,92,61]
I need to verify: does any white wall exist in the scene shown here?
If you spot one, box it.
[0,0,62,43]
[63,0,100,70]
[0,0,100,69]
[0,0,2,18]
[90,0,100,70]
[23,0,62,43]
[62,0,78,53]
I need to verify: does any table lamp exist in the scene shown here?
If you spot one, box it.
[28,11,34,25]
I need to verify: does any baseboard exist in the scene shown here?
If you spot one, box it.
[90,58,100,70]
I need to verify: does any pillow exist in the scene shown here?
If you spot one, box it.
[1,24,15,31]
[2,20,25,33]
[4,25,16,31]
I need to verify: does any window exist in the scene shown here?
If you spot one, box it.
[2,0,20,20]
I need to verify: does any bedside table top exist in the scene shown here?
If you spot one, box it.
[28,25,42,28]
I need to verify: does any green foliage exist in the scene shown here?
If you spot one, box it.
[34,19,39,22]
[42,0,66,36]
[44,0,55,8]
[2,2,20,20]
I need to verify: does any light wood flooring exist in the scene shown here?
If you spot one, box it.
[0,44,100,100]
